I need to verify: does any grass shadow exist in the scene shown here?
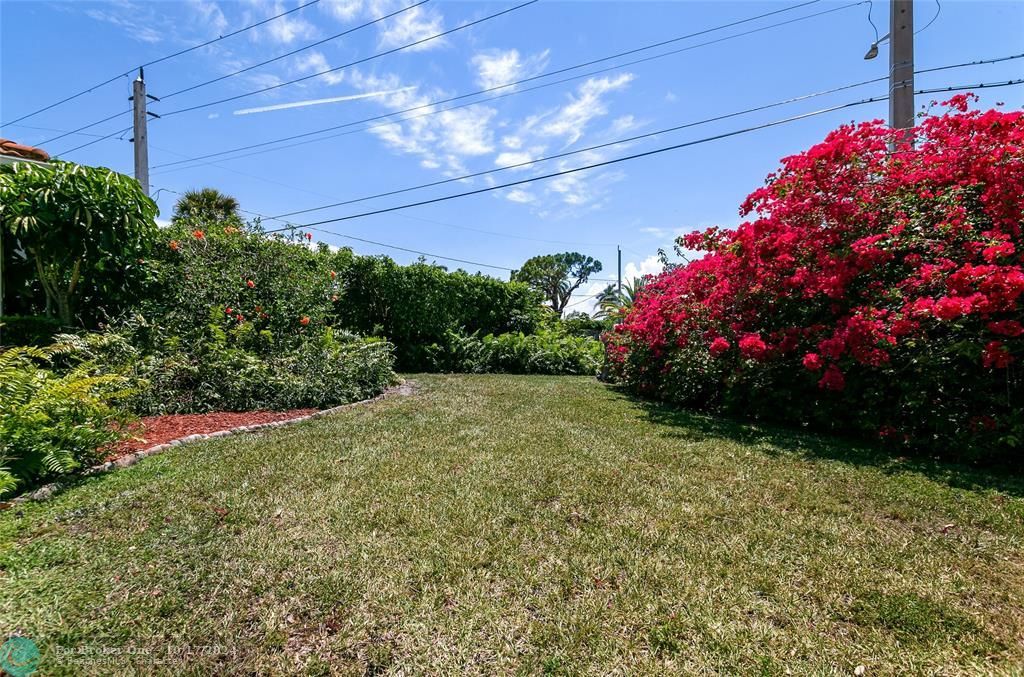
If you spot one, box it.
[611,386,1024,499]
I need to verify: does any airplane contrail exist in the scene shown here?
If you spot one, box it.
[233,87,414,115]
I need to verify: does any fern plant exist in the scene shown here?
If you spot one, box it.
[0,343,134,497]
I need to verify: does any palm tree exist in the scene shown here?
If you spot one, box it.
[171,188,242,226]
[595,276,649,320]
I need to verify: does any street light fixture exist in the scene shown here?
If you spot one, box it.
[864,31,890,59]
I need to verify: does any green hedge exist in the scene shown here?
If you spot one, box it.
[426,328,603,375]
[335,257,544,371]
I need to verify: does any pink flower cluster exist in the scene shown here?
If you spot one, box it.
[605,97,1022,450]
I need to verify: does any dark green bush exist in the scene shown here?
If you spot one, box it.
[426,328,603,375]
[559,311,607,339]
[67,320,397,414]
[0,315,64,346]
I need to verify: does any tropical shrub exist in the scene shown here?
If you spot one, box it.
[0,343,133,497]
[68,320,397,414]
[427,328,603,375]
[0,160,159,326]
[606,97,1023,458]
[560,311,607,339]
[336,257,543,370]
[144,222,348,344]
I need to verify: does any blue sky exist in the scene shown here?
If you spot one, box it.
[2,0,1022,311]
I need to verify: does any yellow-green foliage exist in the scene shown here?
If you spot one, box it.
[0,343,134,497]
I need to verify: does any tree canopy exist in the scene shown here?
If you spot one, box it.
[512,252,602,316]
[172,187,242,227]
[0,160,158,325]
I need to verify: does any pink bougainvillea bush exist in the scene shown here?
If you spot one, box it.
[606,96,1023,457]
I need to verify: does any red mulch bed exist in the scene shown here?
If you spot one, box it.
[106,409,318,461]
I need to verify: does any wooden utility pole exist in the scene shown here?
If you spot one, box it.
[889,0,915,146]
[130,67,157,195]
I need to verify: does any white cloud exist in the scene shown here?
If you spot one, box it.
[347,68,500,174]
[245,72,285,90]
[610,115,640,135]
[494,148,543,170]
[567,280,607,316]
[293,51,345,85]
[256,0,317,44]
[624,255,662,281]
[321,0,363,21]
[378,4,444,51]
[471,48,550,90]
[437,107,496,156]
[188,0,228,35]
[665,91,679,103]
[531,73,635,146]
[505,189,535,204]
[84,6,164,43]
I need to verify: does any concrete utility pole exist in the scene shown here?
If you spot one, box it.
[617,245,622,295]
[130,67,160,196]
[889,0,915,146]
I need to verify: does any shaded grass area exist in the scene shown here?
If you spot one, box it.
[1,374,1022,674]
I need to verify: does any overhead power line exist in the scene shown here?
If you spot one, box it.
[2,0,323,128]
[159,0,541,118]
[153,185,622,273]
[151,0,851,170]
[259,78,1023,233]
[261,60,1024,220]
[38,0,434,146]
[46,0,536,149]
[163,0,431,99]
[139,51,1016,171]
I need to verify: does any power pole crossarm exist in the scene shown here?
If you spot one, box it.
[889,0,915,146]
[131,67,150,196]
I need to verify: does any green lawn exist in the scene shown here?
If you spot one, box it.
[2,375,1023,675]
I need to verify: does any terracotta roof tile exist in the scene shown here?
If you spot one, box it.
[0,138,50,162]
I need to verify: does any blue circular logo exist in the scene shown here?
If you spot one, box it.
[0,637,40,677]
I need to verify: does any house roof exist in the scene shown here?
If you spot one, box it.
[0,138,50,163]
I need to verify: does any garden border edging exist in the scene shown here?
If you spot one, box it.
[7,381,414,505]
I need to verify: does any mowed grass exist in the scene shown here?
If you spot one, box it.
[2,375,1023,675]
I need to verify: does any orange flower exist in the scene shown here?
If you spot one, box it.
[246,280,255,288]
[223,226,239,235]
[169,240,180,251]
[192,230,205,239]
[329,270,337,279]
[299,316,310,326]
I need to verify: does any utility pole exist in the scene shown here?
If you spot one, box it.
[130,67,160,196]
[617,245,622,295]
[889,0,914,147]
